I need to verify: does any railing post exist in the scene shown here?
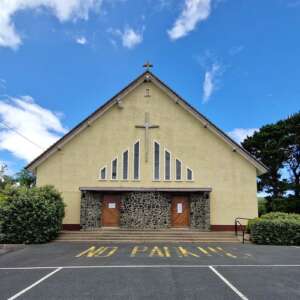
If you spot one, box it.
[234,219,237,236]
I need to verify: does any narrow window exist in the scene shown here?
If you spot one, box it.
[176,159,182,180]
[187,168,193,181]
[111,158,117,180]
[154,142,160,180]
[165,150,171,180]
[123,150,128,180]
[145,88,150,97]
[100,167,106,180]
[133,141,140,180]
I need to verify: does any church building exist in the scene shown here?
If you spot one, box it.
[26,67,267,231]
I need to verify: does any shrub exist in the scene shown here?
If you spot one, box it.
[246,217,259,233]
[0,185,65,244]
[250,212,300,245]
[260,211,300,221]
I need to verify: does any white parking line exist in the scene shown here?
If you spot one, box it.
[7,267,62,300]
[1,264,300,270]
[209,266,248,300]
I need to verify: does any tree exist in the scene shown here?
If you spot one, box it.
[242,123,287,197]
[242,112,300,199]
[0,164,15,190]
[282,113,300,197]
[15,169,36,188]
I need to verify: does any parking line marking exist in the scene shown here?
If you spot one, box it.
[1,264,300,270]
[209,266,248,300]
[7,267,62,300]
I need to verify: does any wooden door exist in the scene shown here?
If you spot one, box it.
[102,195,120,227]
[171,196,190,227]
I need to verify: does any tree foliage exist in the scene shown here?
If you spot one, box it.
[15,169,36,188]
[242,112,300,199]
[0,166,36,190]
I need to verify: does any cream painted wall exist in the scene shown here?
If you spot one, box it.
[36,81,258,225]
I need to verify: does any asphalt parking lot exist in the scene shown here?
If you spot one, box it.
[0,242,300,299]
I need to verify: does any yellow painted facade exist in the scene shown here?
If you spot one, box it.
[35,77,259,226]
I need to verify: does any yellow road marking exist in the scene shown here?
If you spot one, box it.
[149,247,165,257]
[76,246,118,257]
[76,245,238,259]
[216,247,237,258]
[76,246,105,258]
[131,246,148,257]
[97,247,118,257]
[177,247,199,258]
[163,247,171,257]
[208,247,218,254]
[197,247,212,256]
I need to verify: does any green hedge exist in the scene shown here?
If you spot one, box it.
[250,212,300,245]
[0,185,65,244]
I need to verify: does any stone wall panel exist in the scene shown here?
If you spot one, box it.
[80,191,101,230]
[80,191,210,231]
[190,192,210,230]
[120,192,171,229]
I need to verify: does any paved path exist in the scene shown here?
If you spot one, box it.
[0,242,300,299]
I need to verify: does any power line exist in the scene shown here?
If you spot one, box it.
[0,120,44,150]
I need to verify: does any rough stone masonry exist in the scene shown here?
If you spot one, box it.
[80,191,210,230]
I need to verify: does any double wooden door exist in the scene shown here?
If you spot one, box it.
[102,195,120,227]
[171,196,190,227]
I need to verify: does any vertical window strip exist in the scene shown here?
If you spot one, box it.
[123,150,128,180]
[176,159,182,180]
[187,168,193,181]
[165,150,171,180]
[154,142,160,180]
[133,141,140,180]
[100,167,106,180]
[111,158,117,180]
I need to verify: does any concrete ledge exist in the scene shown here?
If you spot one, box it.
[79,187,212,192]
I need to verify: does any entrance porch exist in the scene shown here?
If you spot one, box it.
[79,187,211,231]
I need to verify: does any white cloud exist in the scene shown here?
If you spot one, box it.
[0,96,67,162]
[202,63,220,103]
[228,128,258,144]
[121,27,143,49]
[0,0,102,49]
[75,36,87,45]
[109,27,143,49]
[168,0,211,40]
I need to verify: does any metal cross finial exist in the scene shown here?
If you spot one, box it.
[135,112,159,162]
[143,61,153,70]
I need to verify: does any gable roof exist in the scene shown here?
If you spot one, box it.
[26,70,268,175]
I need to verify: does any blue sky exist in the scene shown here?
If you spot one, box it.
[0,0,299,174]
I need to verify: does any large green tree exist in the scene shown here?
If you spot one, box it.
[15,169,36,188]
[242,112,300,198]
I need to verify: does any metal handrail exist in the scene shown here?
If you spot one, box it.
[234,217,251,244]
